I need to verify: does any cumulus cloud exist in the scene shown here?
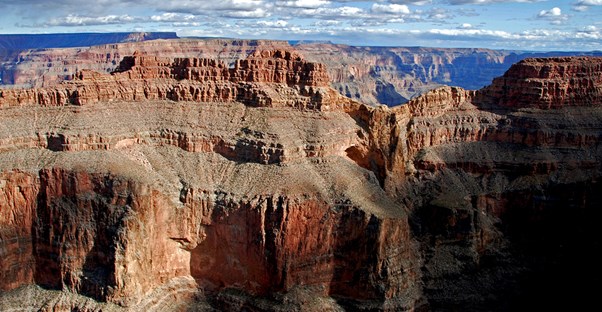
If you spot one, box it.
[573,0,602,11]
[2,0,272,21]
[0,0,141,15]
[222,8,269,18]
[572,5,589,11]
[2,0,602,52]
[537,7,569,25]
[275,0,330,8]
[311,20,341,27]
[576,25,601,39]
[172,20,602,51]
[538,7,562,17]
[150,13,196,23]
[371,3,411,15]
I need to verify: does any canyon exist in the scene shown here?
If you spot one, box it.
[0,41,601,311]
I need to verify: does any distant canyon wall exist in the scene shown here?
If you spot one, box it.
[2,36,601,106]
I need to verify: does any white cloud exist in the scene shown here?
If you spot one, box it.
[150,13,196,22]
[576,25,601,39]
[299,6,367,19]
[538,7,562,17]
[45,14,136,26]
[257,20,289,27]
[576,0,602,5]
[371,3,411,15]
[428,28,516,39]
[158,0,268,17]
[173,21,602,51]
[2,0,602,52]
[446,0,540,4]
[275,0,330,8]
[223,8,269,18]
[311,20,340,27]
[427,7,453,20]
[537,7,569,25]
[388,0,433,5]
[573,0,602,11]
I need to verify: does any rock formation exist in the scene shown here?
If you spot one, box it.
[0,50,335,110]
[1,53,601,311]
[477,57,602,109]
[4,37,601,105]
[0,39,290,88]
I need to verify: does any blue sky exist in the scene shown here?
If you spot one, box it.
[0,0,601,51]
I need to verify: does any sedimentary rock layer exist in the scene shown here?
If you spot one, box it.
[477,57,602,109]
[0,50,333,110]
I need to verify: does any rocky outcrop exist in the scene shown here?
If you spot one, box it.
[1,55,602,311]
[0,39,291,88]
[476,57,602,109]
[0,50,333,110]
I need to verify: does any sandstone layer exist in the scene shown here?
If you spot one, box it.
[1,54,602,311]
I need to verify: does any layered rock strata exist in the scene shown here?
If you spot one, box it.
[477,57,602,109]
[1,55,602,311]
[0,50,333,110]
[5,38,602,106]
[0,39,291,88]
